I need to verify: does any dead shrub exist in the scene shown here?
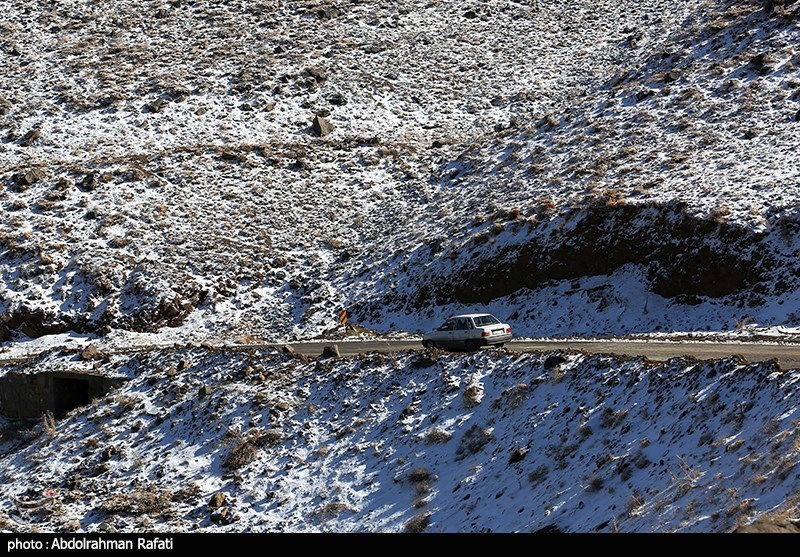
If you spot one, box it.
[100,487,173,517]
[408,467,431,484]
[405,512,431,533]
[455,424,493,461]
[527,465,550,487]
[600,407,629,428]
[491,383,528,409]
[584,473,604,493]
[311,502,354,522]
[223,428,283,469]
[625,492,645,518]
[425,427,452,444]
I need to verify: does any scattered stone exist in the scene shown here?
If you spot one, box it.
[734,517,800,533]
[208,492,226,509]
[80,344,106,361]
[165,367,178,377]
[19,128,40,146]
[317,6,341,19]
[312,114,333,137]
[412,353,437,368]
[327,92,347,106]
[543,354,567,369]
[509,447,529,464]
[306,67,327,84]
[464,9,478,19]
[198,385,213,398]
[79,172,98,191]
[143,98,167,113]
[12,169,45,191]
[100,446,118,461]
[98,521,117,533]
[210,506,231,524]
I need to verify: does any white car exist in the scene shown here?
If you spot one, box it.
[422,313,513,351]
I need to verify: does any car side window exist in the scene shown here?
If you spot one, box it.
[440,320,455,331]
[456,318,470,330]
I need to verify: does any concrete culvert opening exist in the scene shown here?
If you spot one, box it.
[0,371,125,420]
[53,377,90,418]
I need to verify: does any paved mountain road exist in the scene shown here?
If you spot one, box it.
[1,339,799,371]
[281,339,800,370]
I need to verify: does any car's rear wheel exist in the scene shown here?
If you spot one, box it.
[464,339,478,352]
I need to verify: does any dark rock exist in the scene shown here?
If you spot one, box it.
[734,517,800,533]
[198,385,213,398]
[306,67,327,83]
[12,169,46,190]
[533,524,564,533]
[100,446,118,461]
[327,92,347,106]
[80,344,106,361]
[0,324,10,342]
[143,98,167,113]
[210,507,231,524]
[19,128,40,146]
[464,10,478,18]
[509,447,529,464]
[312,115,333,137]
[543,355,567,369]
[79,173,98,191]
[412,353,437,368]
[317,6,341,19]
[208,492,226,509]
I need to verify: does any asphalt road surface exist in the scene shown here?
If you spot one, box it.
[1,339,798,371]
[282,339,800,371]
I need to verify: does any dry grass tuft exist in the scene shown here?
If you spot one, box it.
[42,411,57,438]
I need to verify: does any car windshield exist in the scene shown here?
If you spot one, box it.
[472,314,500,326]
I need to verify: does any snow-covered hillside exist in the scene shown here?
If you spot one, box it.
[1,344,799,533]
[2,0,800,535]
[2,0,799,345]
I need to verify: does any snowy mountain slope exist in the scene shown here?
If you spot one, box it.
[3,0,798,344]
[1,344,799,533]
